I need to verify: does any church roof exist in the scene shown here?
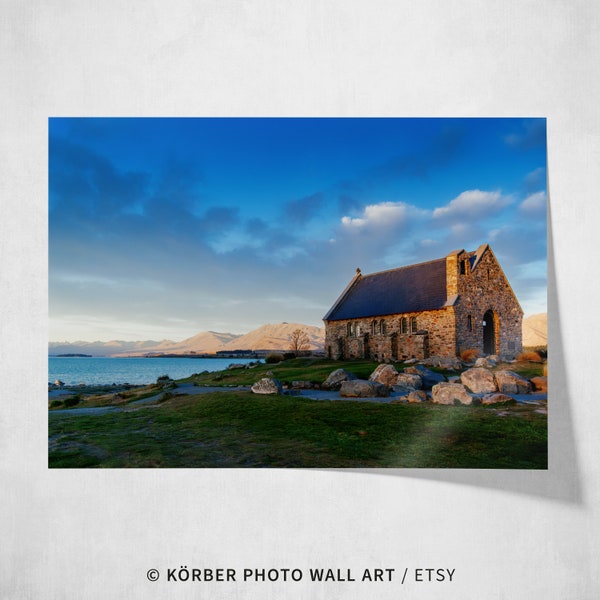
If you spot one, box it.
[324,257,449,321]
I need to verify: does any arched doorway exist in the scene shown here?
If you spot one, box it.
[363,333,370,359]
[482,309,497,355]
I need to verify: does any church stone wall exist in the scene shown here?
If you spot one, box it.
[324,307,456,361]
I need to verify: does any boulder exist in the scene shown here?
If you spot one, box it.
[322,368,357,390]
[475,356,497,368]
[369,364,399,387]
[421,356,462,370]
[460,367,498,394]
[530,376,548,393]
[404,365,446,389]
[340,380,390,398]
[494,370,532,394]
[407,390,428,403]
[431,382,474,405]
[394,373,422,390]
[251,378,283,395]
[481,393,516,406]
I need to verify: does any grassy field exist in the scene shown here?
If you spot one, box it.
[185,357,384,387]
[49,392,547,470]
[48,357,547,469]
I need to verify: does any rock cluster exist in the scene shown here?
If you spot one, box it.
[322,368,357,390]
[340,380,389,398]
[403,365,446,389]
[250,353,546,406]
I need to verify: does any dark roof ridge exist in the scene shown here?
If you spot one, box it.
[360,255,447,279]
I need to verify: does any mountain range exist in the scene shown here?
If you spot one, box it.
[49,323,326,357]
[49,314,547,357]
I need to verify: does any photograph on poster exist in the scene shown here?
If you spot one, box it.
[48,117,547,469]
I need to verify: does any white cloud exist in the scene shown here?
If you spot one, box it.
[450,222,471,236]
[341,201,425,231]
[519,191,546,215]
[433,190,512,221]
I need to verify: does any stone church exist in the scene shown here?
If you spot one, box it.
[323,244,523,361]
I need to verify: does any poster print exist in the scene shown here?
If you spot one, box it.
[48,117,547,469]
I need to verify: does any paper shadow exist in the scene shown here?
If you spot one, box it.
[347,192,583,505]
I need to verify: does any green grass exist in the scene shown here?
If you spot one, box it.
[48,391,547,469]
[188,357,404,387]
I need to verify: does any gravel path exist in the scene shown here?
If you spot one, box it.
[49,383,547,418]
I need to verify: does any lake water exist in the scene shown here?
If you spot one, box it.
[48,356,259,386]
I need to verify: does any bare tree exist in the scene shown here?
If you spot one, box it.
[288,328,310,356]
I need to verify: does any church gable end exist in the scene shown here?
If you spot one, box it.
[452,244,523,358]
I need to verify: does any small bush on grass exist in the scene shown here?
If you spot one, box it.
[517,351,543,363]
[523,346,547,359]
[49,400,63,409]
[265,353,284,364]
[63,394,82,408]
[460,348,479,362]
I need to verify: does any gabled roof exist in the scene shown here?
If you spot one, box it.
[324,257,448,321]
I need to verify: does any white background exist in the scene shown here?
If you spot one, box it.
[1,1,599,598]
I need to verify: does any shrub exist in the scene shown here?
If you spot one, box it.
[460,348,479,362]
[63,394,82,408]
[158,391,174,402]
[265,352,284,364]
[49,400,63,409]
[517,351,543,363]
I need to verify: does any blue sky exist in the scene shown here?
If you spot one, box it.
[49,117,547,342]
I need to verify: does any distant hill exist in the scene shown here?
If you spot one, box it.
[522,313,547,346]
[49,323,325,357]
[49,339,172,356]
[110,330,241,357]
[218,322,325,353]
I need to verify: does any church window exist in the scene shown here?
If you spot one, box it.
[401,317,408,334]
